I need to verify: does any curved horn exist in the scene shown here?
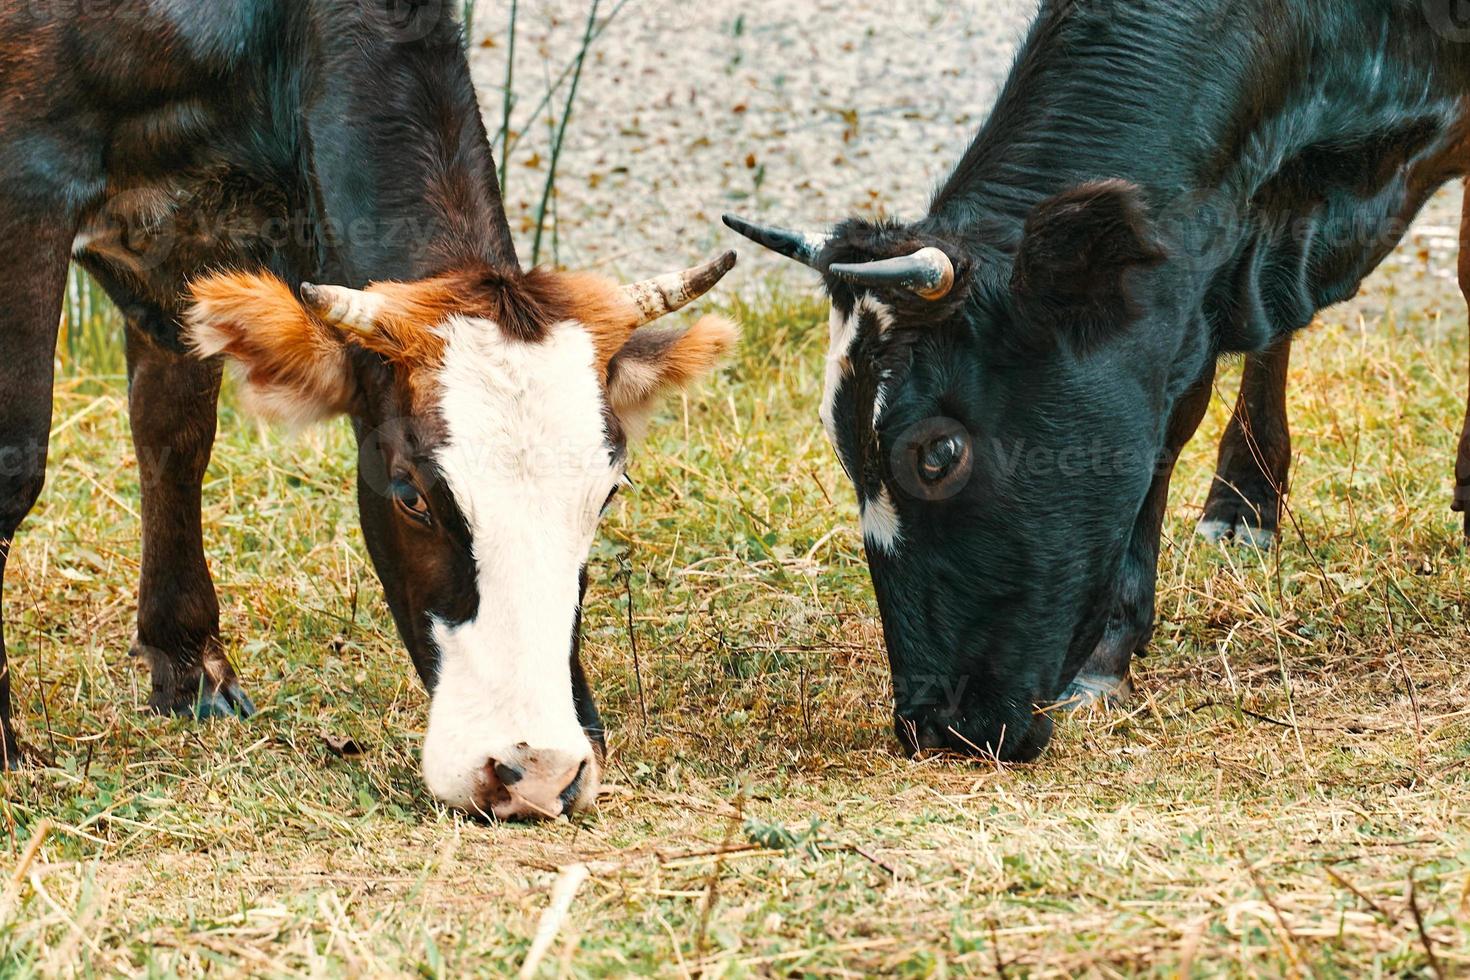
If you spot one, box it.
[301,283,388,337]
[622,250,738,327]
[722,214,831,268]
[828,247,956,302]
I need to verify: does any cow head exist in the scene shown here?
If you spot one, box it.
[727,183,1190,762]
[184,254,738,819]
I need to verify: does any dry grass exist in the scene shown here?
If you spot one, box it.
[1,255,1468,976]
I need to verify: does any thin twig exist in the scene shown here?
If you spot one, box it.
[988,919,1008,979]
[1,819,52,919]
[519,863,590,979]
[1321,863,1388,919]
[692,785,746,969]
[9,820,51,887]
[501,0,634,162]
[1239,846,1302,976]
[1187,700,1389,734]
[1382,582,1426,762]
[623,554,647,729]
[1407,868,1447,980]
[531,0,602,265]
[496,0,518,193]
[846,844,897,877]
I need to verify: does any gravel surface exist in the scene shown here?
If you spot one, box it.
[467,1,1464,295]
[467,0,1038,282]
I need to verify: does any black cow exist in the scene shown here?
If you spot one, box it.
[729,0,1470,760]
[0,1,738,819]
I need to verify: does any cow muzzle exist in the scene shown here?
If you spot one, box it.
[475,746,600,821]
[423,737,601,822]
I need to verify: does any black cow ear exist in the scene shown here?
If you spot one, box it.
[1010,180,1166,339]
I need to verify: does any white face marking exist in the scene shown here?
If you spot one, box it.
[822,295,903,554]
[861,486,903,554]
[419,317,620,812]
[820,295,894,447]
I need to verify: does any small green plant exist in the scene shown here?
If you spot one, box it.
[745,817,827,861]
[59,266,125,376]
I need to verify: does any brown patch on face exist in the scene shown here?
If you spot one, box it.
[523,270,641,376]
[361,265,636,362]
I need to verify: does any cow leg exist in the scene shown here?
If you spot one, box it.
[1456,357,1470,541]
[0,212,72,768]
[1063,362,1218,708]
[124,320,254,719]
[1454,184,1470,543]
[1456,395,1469,540]
[1197,338,1293,548]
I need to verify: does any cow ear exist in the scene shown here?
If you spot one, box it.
[1010,180,1166,339]
[185,273,357,427]
[605,316,740,436]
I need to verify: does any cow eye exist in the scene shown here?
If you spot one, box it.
[391,479,432,525]
[602,475,632,513]
[917,432,970,486]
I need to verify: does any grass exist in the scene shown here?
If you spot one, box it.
[0,252,1467,976]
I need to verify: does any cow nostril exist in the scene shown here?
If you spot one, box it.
[493,761,524,786]
[558,760,590,811]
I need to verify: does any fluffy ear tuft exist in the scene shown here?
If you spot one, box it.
[1010,180,1166,342]
[605,315,739,434]
[185,273,355,427]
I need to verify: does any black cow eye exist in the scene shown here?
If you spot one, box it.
[918,433,970,485]
[602,475,632,513]
[391,479,432,524]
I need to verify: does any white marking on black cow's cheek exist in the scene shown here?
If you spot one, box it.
[861,486,903,554]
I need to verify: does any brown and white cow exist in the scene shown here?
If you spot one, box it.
[0,0,736,821]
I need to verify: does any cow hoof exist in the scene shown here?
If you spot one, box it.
[1197,515,1276,550]
[136,641,256,722]
[1059,673,1132,711]
[0,738,50,770]
[1,742,24,771]
[169,681,257,721]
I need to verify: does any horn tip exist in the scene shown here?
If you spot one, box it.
[721,214,760,240]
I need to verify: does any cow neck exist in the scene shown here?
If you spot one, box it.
[303,4,519,287]
[927,0,1470,351]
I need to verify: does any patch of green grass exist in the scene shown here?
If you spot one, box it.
[0,256,1467,975]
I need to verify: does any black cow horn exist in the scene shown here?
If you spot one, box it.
[828,247,956,302]
[722,214,830,268]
